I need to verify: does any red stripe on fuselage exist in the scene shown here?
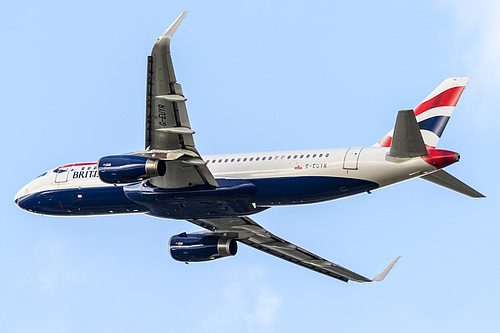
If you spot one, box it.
[56,162,96,169]
[414,86,465,117]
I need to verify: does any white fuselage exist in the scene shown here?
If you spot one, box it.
[15,146,438,218]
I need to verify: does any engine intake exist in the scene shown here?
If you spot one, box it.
[169,232,237,262]
[98,155,166,184]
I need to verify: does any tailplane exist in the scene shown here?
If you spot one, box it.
[420,170,485,198]
[375,77,469,148]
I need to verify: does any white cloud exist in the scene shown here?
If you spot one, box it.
[441,0,500,81]
[201,264,282,332]
[440,0,500,131]
[251,290,281,325]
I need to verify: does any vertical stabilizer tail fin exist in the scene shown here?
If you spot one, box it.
[388,110,428,158]
[375,77,469,148]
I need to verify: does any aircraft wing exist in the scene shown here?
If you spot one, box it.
[189,216,400,283]
[139,12,217,188]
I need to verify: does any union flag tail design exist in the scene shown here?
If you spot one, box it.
[375,77,469,148]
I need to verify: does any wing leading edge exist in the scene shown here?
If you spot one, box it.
[189,216,400,283]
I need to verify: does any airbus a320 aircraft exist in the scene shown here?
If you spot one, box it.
[15,12,484,283]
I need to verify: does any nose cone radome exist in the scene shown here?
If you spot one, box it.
[422,149,460,169]
[15,177,44,212]
[15,185,28,206]
[15,183,34,211]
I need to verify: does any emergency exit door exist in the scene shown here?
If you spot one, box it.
[343,147,363,170]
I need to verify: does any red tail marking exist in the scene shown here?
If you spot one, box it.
[414,86,466,117]
[378,135,392,147]
[421,149,458,169]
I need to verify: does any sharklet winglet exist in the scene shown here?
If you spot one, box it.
[158,11,188,42]
[371,256,401,282]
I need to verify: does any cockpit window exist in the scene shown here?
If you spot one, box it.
[37,172,47,178]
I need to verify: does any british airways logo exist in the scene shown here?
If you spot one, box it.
[73,170,99,179]
[54,163,100,180]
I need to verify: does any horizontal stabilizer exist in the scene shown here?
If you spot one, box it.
[388,110,428,158]
[420,170,485,198]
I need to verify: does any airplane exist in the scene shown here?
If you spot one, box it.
[14,12,484,283]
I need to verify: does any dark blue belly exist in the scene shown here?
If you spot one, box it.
[15,186,148,216]
[124,179,266,219]
[17,176,379,218]
[250,176,379,205]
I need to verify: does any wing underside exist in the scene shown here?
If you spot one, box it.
[189,216,400,283]
[140,12,217,188]
[145,14,400,282]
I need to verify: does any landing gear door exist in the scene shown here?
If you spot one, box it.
[343,147,364,170]
[54,164,74,183]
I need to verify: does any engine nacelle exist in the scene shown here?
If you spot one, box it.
[98,155,166,184]
[169,233,237,262]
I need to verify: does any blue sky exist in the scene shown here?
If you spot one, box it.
[1,1,499,332]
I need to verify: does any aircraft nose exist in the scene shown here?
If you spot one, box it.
[14,188,39,213]
[14,188,25,206]
[14,184,32,210]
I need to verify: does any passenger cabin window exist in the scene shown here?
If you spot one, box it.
[249,157,253,161]
[231,158,235,162]
[300,155,304,158]
[319,154,323,157]
[306,154,310,158]
[313,154,317,158]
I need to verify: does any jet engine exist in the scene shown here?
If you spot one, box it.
[98,155,166,184]
[169,232,237,262]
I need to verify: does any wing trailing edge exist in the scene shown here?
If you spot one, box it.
[188,217,401,283]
